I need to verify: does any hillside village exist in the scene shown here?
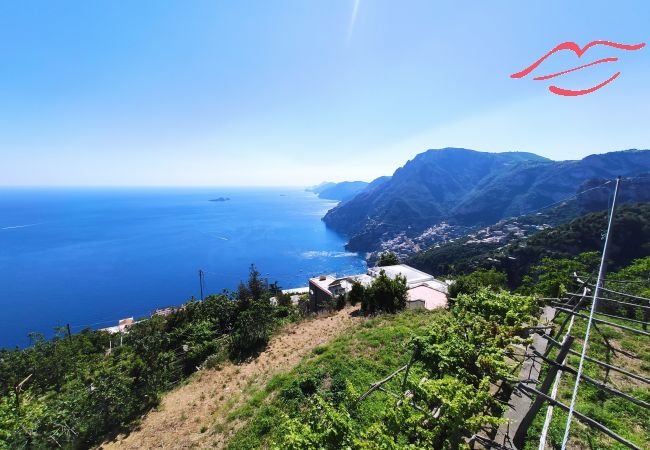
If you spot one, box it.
[369,218,553,262]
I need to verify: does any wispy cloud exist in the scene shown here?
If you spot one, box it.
[346,0,361,44]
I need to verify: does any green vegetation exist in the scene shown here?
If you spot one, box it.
[227,253,649,449]
[228,287,539,449]
[348,281,365,307]
[447,267,507,298]
[361,270,408,314]
[518,251,600,297]
[331,269,408,315]
[521,257,650,449]
[226,309,437,449]
[377,251,400,266]
[0,265,300,449]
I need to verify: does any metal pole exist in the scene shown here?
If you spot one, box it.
[199,269,204,301]
[561,176,621,449]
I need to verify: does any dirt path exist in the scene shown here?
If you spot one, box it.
[100,306,361,449]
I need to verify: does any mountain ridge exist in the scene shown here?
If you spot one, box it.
[322,148,650,253]
[307,176,390,202]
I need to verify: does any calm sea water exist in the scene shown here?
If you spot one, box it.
[0,188,366,348]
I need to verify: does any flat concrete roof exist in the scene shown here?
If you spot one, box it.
[422,279,449,294]
[332,274,374,288]
[368,264,434,285]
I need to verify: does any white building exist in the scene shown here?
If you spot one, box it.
[269,286,309,306]
[308,264,448,311]
[100,317,136,334]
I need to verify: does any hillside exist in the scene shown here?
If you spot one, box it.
[226,309,444,449]
[105,260,650,449]
[102,306,362,449]
[323,148,650,252]
[408,202,650,287]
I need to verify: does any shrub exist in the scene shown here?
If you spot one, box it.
[0,263,300,449]
[204,349,228,370]
[384,376,503,449]
[518,251,600,297]
[452,288,538,328]
[362,271,408,314]
[229,300,275,360]
[277,292,293,308]
[348,282,364,307]
[448,268,507,298]
[335,294,346,311]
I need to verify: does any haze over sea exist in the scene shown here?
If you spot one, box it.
[0,188,366,348]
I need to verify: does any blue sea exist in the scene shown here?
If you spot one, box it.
[0,188,366,348]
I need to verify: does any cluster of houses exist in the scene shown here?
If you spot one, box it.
[301,263,449,312]
[99,306,177,334]
[100,317,136,334]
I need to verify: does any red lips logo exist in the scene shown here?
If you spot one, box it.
[511,40,646,96]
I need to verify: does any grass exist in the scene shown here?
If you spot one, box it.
[224,309,445,449]
[523,309,650,449]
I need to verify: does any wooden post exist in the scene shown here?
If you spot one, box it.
[14,373,33,410]
[513,336,574,448]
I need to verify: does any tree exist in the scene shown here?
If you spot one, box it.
[348,282,365,307]
[335,294,346,311]
[229,300,275,360]
[247,264,267,301]
[277,292,293,308]
[196,294,237,334]
[236,281,251,305]
[269,281,282,296]
[362,271,408,314]
[378,252,400,267]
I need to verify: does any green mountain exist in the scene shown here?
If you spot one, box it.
[322,148,650,252]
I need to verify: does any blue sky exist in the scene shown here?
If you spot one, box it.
[1,0,649,186]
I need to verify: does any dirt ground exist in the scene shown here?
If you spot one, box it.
[100,305,361,449]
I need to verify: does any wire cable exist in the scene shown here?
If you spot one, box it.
[595,285,650,303]
[538,287,582,450]
[560,177,620,449]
